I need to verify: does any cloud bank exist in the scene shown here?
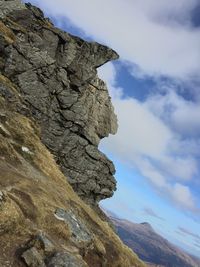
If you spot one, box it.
[98,62,199,214]
[26,0,200,215]
[27,0,200,80]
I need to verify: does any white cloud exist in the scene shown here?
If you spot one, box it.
[28,0,200,80]
[98,62,199,212]
[146,90,200,137]
[135,158,196,211]
[158,156,197,181]
[98,63,172,159]
[172,183,195,210]
[134,0,198,25]
[111,97,172,158]
[136,158,168,188]
[26,0,200,213]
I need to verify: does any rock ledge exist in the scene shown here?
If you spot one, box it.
[0,0,119,204]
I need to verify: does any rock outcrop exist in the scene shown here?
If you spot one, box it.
[0,1,146,266]
[0,0,118,205]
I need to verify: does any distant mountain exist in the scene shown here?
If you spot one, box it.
[109,214,200,267]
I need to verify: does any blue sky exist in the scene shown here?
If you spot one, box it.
[25,0,200,257]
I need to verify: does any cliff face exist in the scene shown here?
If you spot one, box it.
[0,0,118,205]
[0,1,146,266]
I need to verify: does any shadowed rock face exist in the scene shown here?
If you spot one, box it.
[0,0,118,204]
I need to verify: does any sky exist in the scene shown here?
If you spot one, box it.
[24,0,200,257]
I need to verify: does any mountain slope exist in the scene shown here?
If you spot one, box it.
[0,0,146,266]
[111,216,199,267]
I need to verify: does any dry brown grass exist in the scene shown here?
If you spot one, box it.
[0,74,22,102]
[5,17,27,34]
[0,21,16,44]
[0,84,146,266]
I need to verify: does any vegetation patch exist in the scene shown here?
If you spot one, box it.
[0,21,15,44]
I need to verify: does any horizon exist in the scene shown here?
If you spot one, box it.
[24,0,200,258]
[102,206,200,260]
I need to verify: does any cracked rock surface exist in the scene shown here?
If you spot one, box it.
[22,234,89,267]
[0,0,119,204]
[54,208,92,244]
[47,252,88,267]
[0,1,146,266]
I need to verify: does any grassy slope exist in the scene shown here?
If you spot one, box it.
[0,77,146,267]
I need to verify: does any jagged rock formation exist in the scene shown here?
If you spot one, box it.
[0,0,118,205]
[0,1,146,266]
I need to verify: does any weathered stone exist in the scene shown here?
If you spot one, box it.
[36,233,55,253]
[0,113,7,123]
[0,1,119,205]
[21,234,88,267]
[54,208,92,244]
[47,252,88,267]
[22,247,45,267]
[0,0,25,19]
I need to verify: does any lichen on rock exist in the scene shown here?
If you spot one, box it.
[0,1,146,267]
[54,208,92,244]
[0,1,118,205]
[0,0,26,19]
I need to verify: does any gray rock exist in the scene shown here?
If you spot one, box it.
[54,208,92,244]
[47,252,88,267]
[22,247,45,267]
[0,113,7,123]
[21,234,88,267]
[0,2,119,204]
[36,233,55,253]
[0,0,25,19]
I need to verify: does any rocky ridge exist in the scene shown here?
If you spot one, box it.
[0,0,118,205]
[0,0,146,266]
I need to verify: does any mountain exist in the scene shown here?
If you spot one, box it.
[0,1,146,266]
[110,215,200,267]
